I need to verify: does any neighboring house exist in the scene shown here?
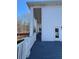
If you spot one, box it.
[26,0,62,41]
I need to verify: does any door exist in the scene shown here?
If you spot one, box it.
[33,8,42,41]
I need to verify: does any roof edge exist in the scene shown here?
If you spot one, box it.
[26,1,62,7]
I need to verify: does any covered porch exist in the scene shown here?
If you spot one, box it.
[17,0,62,59]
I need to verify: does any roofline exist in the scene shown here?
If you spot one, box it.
[26,1,62,7]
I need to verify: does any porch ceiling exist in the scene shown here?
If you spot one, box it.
[26,0,62,7]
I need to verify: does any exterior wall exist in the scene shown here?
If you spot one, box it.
[30,5,62,41]
[42,6,62,41]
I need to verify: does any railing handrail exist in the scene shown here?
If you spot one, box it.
[17,32,29,36]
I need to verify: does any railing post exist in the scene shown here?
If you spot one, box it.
[29,13,34,36]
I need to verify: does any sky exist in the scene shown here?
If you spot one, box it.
[17,0,30,17]
[17,0,48,17]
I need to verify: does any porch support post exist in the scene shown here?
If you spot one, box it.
[29,14,34,36]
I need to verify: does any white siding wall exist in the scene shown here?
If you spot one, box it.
[30,6,62,41]
[42,6,62,41]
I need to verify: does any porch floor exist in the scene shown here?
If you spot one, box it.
[27,41,62,59]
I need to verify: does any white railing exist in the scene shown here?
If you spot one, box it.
[17,41,24,59]
[17,33,36,59]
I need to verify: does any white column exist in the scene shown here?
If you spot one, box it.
[29,14,34,36]
[34,19,37,32]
